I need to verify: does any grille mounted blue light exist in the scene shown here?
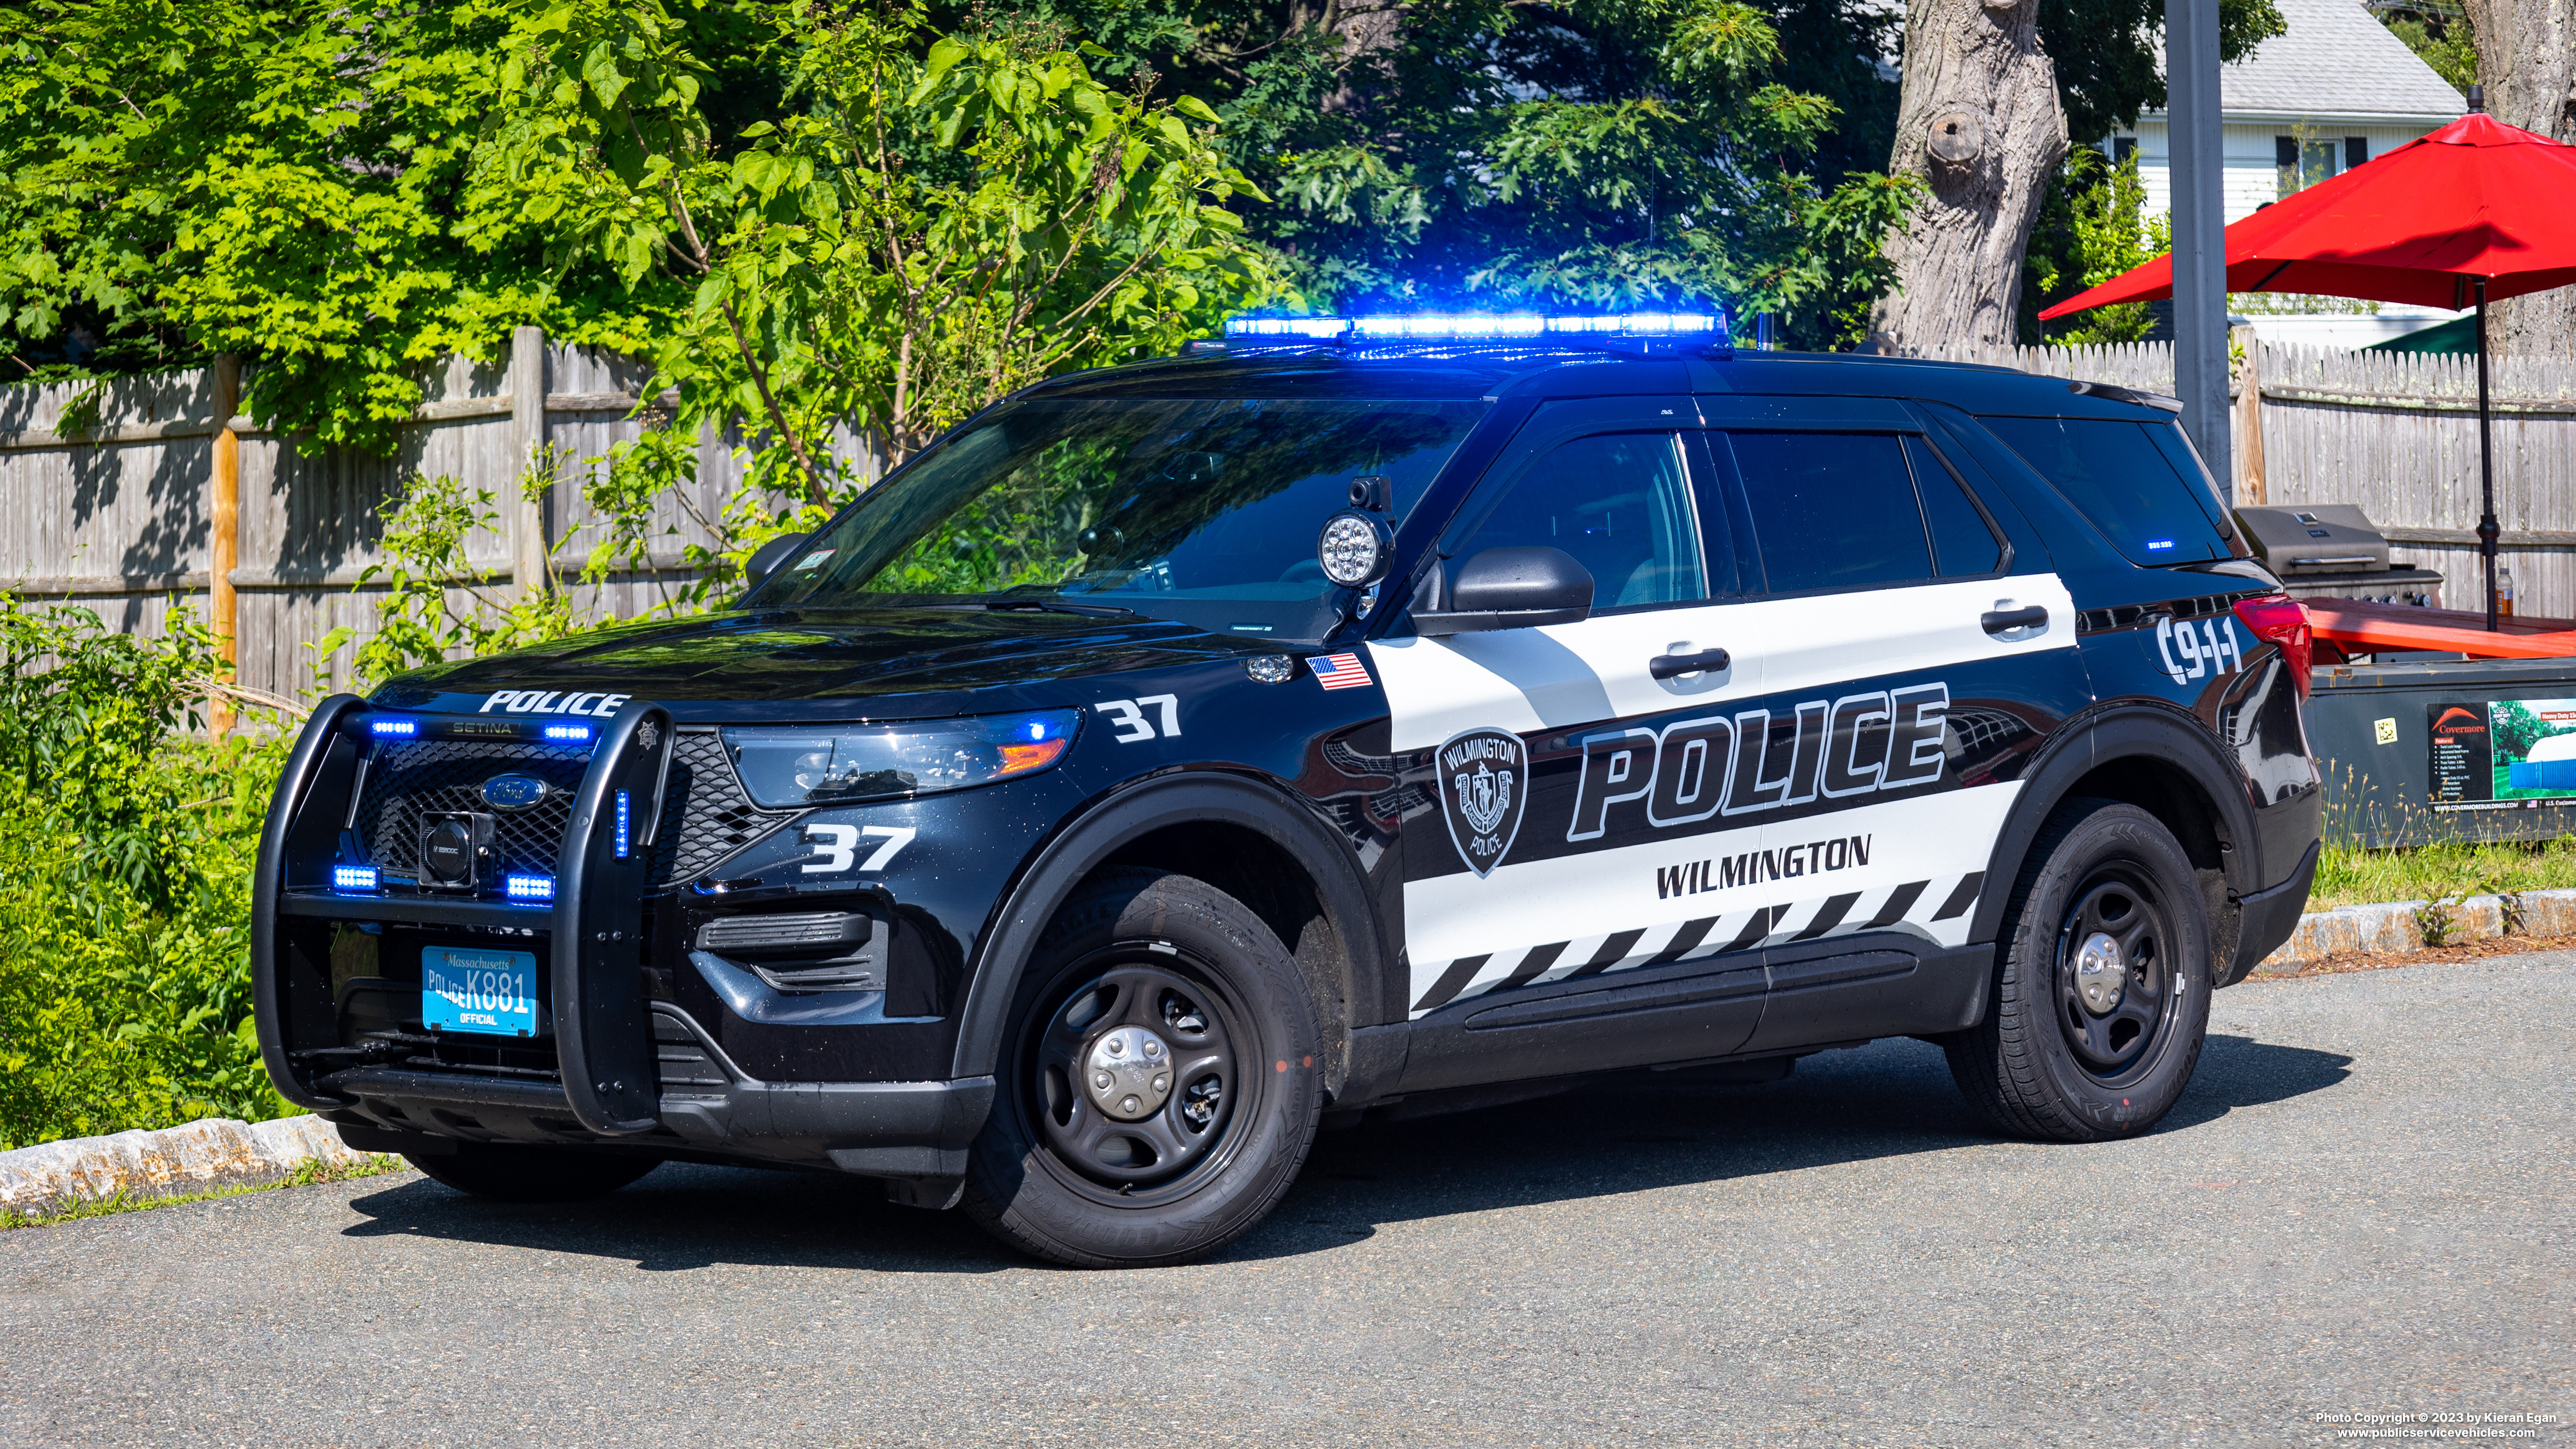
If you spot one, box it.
[504,873,555,902]
[332,864,380,893]
[543,723,595,742]
[368,718,417,738]
[615,790,631,859]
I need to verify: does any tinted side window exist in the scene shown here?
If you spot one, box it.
[1456,432,1708,608]
[1979,415,2227,565]
[1726,432,1931,594]
[1907,436,2004,576]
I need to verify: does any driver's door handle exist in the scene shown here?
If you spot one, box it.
[1982,605,2049,636]
[1650,647,1732,680]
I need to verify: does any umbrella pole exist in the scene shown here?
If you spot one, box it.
[2477,278,2498,632]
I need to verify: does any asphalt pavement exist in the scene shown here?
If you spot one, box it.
[2,953,2570,1448]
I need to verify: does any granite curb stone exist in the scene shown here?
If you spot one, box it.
[0,1114,376,1220]
[2256,885,2576,969]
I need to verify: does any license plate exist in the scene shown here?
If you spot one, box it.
[422,946,541,1037]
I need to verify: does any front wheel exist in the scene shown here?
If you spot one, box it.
[962,869,1322,1268]
[1946,798,2213,1142]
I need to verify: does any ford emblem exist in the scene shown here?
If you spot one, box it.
[479,773,552,812]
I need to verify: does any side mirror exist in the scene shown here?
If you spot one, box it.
[744,532,810,588]
[1412,546,1594,636]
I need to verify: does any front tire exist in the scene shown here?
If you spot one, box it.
[963,869,1322,1268]
[405,1141,661,1202]
[1946,798,2213,1142]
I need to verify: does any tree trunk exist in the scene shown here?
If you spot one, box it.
[1869,0,2069,350]
[2463,0,2576,355]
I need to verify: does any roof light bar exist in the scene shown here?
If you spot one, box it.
[1224,311,1728,343]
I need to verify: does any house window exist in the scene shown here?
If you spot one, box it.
[2345,136,2368,169]
[2275,136,2346,197]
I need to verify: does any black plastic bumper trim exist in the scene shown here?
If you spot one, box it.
[278,892,554,930]
[2226,837,2319,987]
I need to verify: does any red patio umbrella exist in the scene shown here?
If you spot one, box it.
[2039,106,2576,629]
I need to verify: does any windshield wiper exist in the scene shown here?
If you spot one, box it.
[982,597,1140,618]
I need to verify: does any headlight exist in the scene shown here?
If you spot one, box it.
[723,710,1080,808]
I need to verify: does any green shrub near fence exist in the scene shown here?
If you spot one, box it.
[0,596,289,1148]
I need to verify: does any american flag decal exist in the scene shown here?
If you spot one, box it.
[1311,652,1372,691]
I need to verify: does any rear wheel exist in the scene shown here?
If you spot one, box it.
[1946,798,2212,1142]
[406,1142,661,1202]
[963,869,1321,1268]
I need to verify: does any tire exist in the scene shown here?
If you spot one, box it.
[1945,798,2213,1143]
[405,1142,662,1202]
[962,868,1323,1268]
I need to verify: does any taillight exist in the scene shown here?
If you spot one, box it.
[2233,594,2312,700]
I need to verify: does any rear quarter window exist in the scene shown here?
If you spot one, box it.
[1979,415,2233,566]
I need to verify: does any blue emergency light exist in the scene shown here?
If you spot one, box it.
[332,864,381,893]
[504,873,556,902]
[368,718,418,738]
[1223,311,1730,355]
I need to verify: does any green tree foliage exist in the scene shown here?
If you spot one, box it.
[984,0,1921,346]
[2021,150,2169,344]
[0,600,291,1146]
[2376,2,2478,91]
[0,0,665,450]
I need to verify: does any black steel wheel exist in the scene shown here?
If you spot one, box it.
[1946,798,2213,1142]
[963,869,1321,1267]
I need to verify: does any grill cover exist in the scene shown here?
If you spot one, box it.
[2234,504,2393,574]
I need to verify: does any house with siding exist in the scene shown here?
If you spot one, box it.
[2113,0,2468,347]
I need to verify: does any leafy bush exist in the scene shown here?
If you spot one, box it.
[0,597,292,1148]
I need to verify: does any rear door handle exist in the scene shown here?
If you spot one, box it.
[1650,647,1732,679]
[1982,605,2049,636]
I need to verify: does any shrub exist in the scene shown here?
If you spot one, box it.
[0,597,292,1147]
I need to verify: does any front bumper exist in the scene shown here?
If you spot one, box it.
[252,697,994,1183]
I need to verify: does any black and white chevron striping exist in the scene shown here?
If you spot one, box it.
[1407,870,1985,1015]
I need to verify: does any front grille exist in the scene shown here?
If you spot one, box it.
[356,741,590,880]
[354,728,796,887]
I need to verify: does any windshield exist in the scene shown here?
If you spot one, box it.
[748,395,1490,641]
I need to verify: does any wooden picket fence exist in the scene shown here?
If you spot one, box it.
[3,328,2573,715]
[0,328,877,714]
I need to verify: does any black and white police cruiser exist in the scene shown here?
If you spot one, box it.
[252,311,2322,1267]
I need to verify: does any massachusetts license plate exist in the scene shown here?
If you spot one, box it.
[422,946,540,1037]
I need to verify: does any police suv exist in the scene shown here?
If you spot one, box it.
[252,313,2321,1267]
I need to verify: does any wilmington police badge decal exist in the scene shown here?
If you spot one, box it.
[1436,727,1529,878]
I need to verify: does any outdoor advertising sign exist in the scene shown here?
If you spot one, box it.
[2427,698,2576,811]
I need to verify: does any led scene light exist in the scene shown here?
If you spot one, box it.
[332,865,380,893]
[505,873,556,902]
[368,718,418,737]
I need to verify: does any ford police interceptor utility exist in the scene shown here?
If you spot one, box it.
[252,312,2322,1268]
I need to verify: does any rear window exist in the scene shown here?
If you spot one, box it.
[1980,416,2231,565]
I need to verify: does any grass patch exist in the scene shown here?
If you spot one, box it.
[2311,835,2576,911]
[0,1152,409,1230]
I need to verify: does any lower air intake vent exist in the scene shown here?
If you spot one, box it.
[697,911,871,953]
[749,962,881,993]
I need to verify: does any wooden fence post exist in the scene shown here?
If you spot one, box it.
[2232,327,2266,506]
[511,325,548,598]
[209,354,241,736]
